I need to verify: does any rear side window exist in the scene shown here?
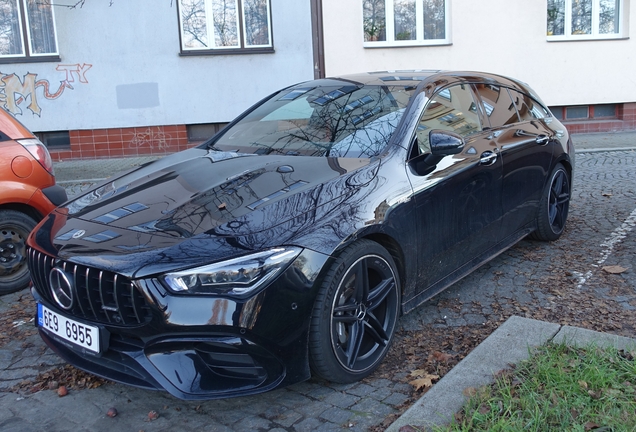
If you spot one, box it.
[472,84,519,127]
[508,89,549,121]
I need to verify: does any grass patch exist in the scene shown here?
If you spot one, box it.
[438,343,636,431]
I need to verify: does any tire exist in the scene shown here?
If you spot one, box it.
[531,163,570,241]
[309,240,400,383]
[0,210,37,295]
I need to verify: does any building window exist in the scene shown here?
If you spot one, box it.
[547,0,624,40]
[0,0,59,62]
[36,131,70,149]
[550,104,618,120]
[593,103,616,118]
[363,0,449,47]
[566,106,589,119]
[177,0,273,54]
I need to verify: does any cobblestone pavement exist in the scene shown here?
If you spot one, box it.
[1,149,635,431]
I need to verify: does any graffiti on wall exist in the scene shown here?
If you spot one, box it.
[130,127,171,150]
[0,63,92,116]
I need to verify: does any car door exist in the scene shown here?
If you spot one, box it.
[473,84,555,235]
[405,84,503,292]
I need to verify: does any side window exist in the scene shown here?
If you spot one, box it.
[472,84,519,128]
[508,89,549,121]
[0,0,59,62]
[415,84,481,155]
[178,0,273,54]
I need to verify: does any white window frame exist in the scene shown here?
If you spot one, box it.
[0,0,59,62]
[547,0,627,41]
[177,0,273,53]
[363,0,451,48]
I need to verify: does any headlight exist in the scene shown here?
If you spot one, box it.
[162,247,303,297]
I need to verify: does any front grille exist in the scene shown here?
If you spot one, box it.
[28,248,152,326]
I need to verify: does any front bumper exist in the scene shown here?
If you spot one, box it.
[29,247,329,400]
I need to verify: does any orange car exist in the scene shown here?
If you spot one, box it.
[0,109,67,295]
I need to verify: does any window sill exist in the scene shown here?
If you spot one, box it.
[179,48,275,56]
[363,40,451,48]
[547,35,629,42]
[0,55,61,64]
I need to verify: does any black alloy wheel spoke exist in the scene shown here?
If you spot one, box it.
[353,259,369,304]
[345,321,365,368]
[557,190,570,205]
[552,172,564,196]
[364,310,389,346]
[366,278,395,309]
[332,312,357,324]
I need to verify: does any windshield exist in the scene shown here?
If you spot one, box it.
[209,82,416,158]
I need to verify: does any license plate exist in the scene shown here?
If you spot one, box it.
[37,303,101,354]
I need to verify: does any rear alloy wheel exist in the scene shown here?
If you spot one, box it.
[0,210,37,295]
[309,240,400,383]
[531,163,570,241]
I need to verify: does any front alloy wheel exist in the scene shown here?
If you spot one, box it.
[309,240,400,383]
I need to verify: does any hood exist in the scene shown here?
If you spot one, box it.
[61,148,377,240]
[30,148,386,278]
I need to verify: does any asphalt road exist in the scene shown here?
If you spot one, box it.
[1,149,635,431]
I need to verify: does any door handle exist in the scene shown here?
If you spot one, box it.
[480,151,498,166]
[535,134,550,145]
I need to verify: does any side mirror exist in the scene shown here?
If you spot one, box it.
[429,130,465,156]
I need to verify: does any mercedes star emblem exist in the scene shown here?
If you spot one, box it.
[49,268,74,310]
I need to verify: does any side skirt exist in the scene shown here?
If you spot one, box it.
[401,227,534,314]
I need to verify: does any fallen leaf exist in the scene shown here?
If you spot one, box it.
[430,351,454,363]
[603,265,627,274]
[409,369,428,378]
[409,374,439,391]
[463,387,477,397]
[478,403,490,414]
[579,380,588,390]
[584,422,601,431]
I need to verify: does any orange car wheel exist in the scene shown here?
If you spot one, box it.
[0,209,37,295]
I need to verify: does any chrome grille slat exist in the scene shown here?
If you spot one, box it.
[85,267,98,320]
[130,282,141,323]
[113,274,122,323]
[72,265,86,316]
[98,270,112,323]
[27,248,151,327]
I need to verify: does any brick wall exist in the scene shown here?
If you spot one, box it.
[564,102,636,134]
[50,125,196,161]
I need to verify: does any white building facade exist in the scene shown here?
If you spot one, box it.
[321,0,636,134]
[0,0,317,159]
